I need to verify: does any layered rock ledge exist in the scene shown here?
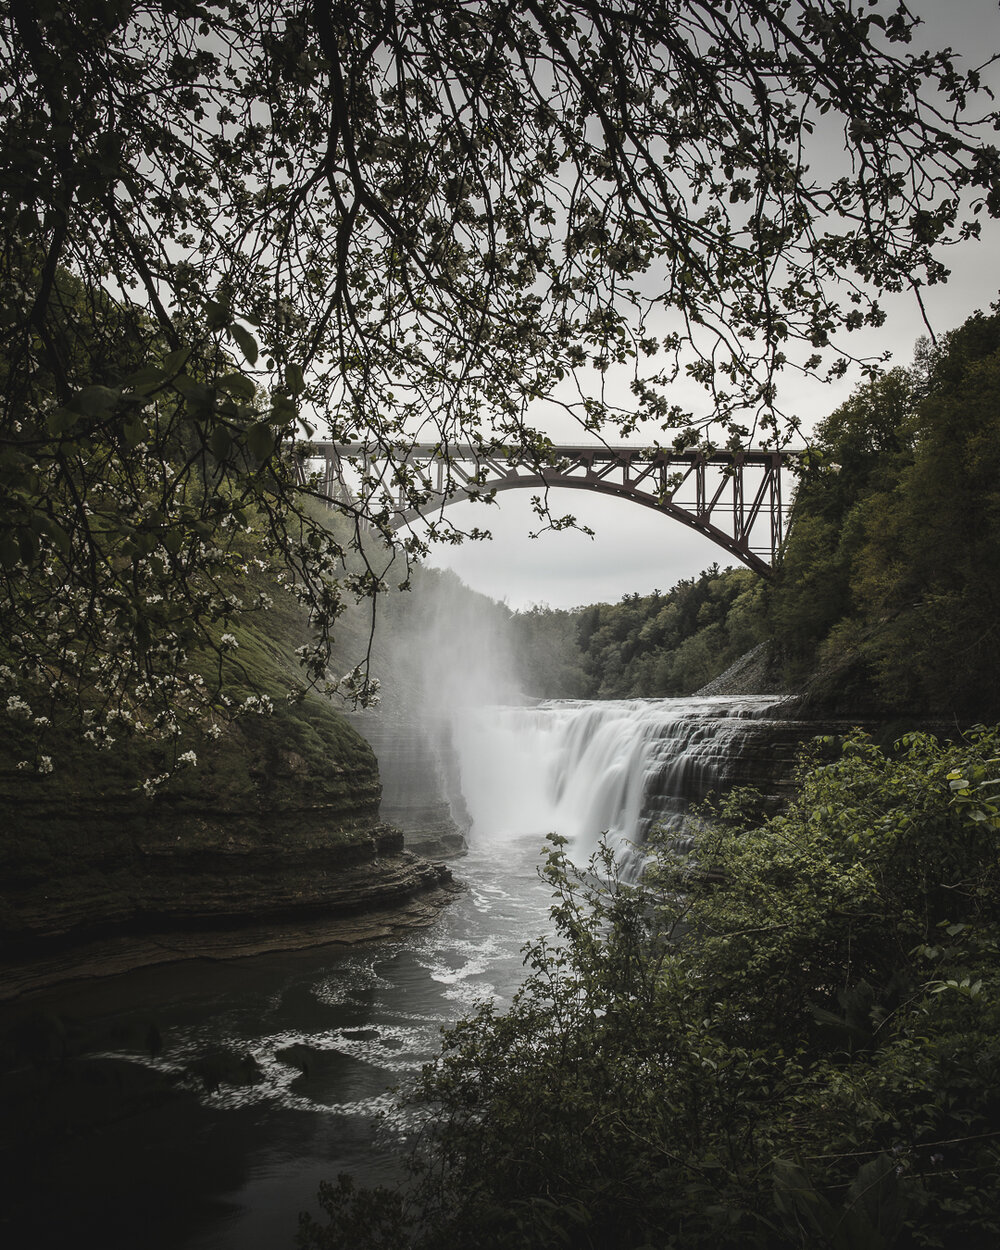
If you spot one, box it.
[0,694,459,1000]
[0,832,459,1000]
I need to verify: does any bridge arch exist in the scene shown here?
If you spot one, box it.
[301,442,798,577]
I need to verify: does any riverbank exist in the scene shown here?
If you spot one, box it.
[0,859,461,1002]
[0,833,554,1250]
[0,649,461,1000]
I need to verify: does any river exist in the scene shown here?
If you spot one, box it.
[1,695,792,1249]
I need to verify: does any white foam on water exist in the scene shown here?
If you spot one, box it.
[450,695,787,858]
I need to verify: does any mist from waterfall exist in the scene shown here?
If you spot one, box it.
[362,568,788,864]
[367,567,517,713]
[353,567,525,843]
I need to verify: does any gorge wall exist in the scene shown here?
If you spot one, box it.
[347,713,470,859]
[0,679,454,999]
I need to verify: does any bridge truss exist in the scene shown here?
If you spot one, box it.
[298,442,798,576]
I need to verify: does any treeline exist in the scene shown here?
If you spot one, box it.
[511,566,765,699]
[511,303,1000,718]
[769,305,1000,716]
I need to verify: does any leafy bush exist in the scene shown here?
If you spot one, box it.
[301,729,1000,1249]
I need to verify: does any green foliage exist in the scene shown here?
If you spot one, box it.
[511,304,1000,712]
[852,315,1000,714]
[509,605,591,699]
[511,565,770,699]
[770,307,1000,717]
[0,539,379,888]
[2,0,999,751]
[0,596,383,949]
[0,237,387,777]
[6,0,995,457]
[768,368,918,684]
[301,729,1000,1249]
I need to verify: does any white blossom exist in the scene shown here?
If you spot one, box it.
[141,772,170,797]
[241,694,273,714]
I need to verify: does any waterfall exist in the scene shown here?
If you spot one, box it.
[449,695,789,860]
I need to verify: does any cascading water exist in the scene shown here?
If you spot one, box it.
[449,694,789,864]
[365,572,793,868]
[2,690,810,1250]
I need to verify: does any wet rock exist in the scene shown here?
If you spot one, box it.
[274,1043,394,1104]
[185,1047,262,1093]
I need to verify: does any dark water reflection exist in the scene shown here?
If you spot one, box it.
[0,834,555,1250]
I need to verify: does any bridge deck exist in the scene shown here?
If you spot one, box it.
[312,441,792,463]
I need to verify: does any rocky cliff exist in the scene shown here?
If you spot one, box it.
[346,712,470,859]
[0,563,461,996]
[0,694,456,996]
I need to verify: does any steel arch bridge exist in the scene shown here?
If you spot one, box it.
[300,441,799,576]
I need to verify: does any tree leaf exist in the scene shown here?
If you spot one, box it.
[162,347,192,375]
[123,364,168,392]
[270,394,298,426]
[205,298,230,329]
[77,385,121,417]
[285,362,305,395]
[209,425,233,460]
[246,421,275,460]
[46,406,80,435]
[0,535,21,568]
[122,414,147,447]
[17,528,39,564]
[43,517,71,556]
[230,324,259,366]
[218,372,256,401]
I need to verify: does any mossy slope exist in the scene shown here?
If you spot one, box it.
[0,570,450,967]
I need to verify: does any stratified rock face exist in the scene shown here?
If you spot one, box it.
[348,713,470,858]
[0,695,453,962]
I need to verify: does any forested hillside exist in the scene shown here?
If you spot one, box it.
[770,306,1000,716]
[510,303,1000,720]
[511,566,767,700]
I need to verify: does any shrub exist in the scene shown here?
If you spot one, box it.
[301,729,1000,1249]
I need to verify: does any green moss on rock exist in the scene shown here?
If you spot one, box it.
[0,573,452,964]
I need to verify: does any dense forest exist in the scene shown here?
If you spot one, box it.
[510,304,1000,721]
[770,306,1000,717]
[511,564,765,700]
[3,4,1000,1247]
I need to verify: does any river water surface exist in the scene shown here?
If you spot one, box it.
[2,696,790,1249]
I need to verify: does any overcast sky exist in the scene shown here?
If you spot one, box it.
[422,0,1000,612]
